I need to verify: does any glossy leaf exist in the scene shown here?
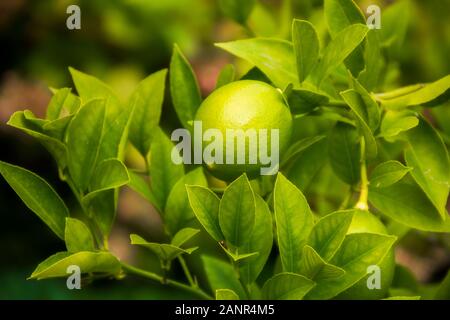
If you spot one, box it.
[298,245,345,281]
[287,89,329,115]
[282,135,325,167]
[379,110,419,139]
[186,185,224,242]
[358,30,383,91]
[127,171,159,211]
[170,45,202,129]
[369,181,450,232]
[370,161,411,188]
[216,289,239,300]
[340,89,377,159]
[239,194,273,285]
[165,167,207,235]
[215,64,235,89]
[202,256,245,299]
[306,233,396,299]
[219,174,256,248]
[328,122,360,185]
[216,38,297,88]
[66,99,106,191]
[379,75,450,109]
[7,111,68,169]
[274,173,314,273]
[148,128,185,211]
[0,161,69,239]
[292,19,319,83]
[171,228,200,248]
[29,251,120,280]
[69,68,133,162]
[129,69,167,156]
[310,24,368,86]
[404,118,450,219]
[46,87,81,120]
[262,273,315,300]
[307,210,354,261]
[324,0,366,75]
[64,218,95,252]
[130,234,196,262]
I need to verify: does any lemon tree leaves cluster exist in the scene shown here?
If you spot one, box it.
[1,0,449,300]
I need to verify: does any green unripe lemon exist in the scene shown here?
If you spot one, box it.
[336,210,396,300]
[194,80,292,181]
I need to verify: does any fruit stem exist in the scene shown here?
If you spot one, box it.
[355,138,369,211]
[120,262,212,300]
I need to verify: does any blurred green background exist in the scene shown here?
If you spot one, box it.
[0,0,449,299]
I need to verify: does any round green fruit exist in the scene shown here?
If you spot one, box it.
[194,80,292,181]
[336,210,395,300]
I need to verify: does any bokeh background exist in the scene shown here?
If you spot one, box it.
[0,0,449,299]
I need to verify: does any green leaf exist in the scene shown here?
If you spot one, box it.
[43,115,74,141]
[216,38,297,88]
[306,233,396,299]
[292,19,319,83]
[202,256,245,299]
[324,0,365,37]
[340,89,378,159]
[170,45,202,129]
[67,99,106,191]
[7,111,68,169]
[148,128,185,211]
[380,0,410,51]
[219,174,256,248]
[358,30,383,91]
[370,161,411,188]
[130,234,196,261]
[379,75,450,109]
[369,181,450,232]
[216,289,240,300]
[89,158,129,193]
[307,210,354,261]
[165,167,207,235]
[46,87,81,120]
[127,171,160,210]
[129,69,167,156]
[262,273,315,300]
[215,64,235,89]
[287,89,330,115]
[64,218,95,252]
[282,135,326,167]
[220,246,259,262]
[186,185,224,242]
[171,228,200,248]
[379,110,419,139]
[29,251,120,280]
[286,138,328,191]
[349,76,381,131]
[69,67,133,161]
[404,118,450,219]
[81,159,129,230]
[239,194,273,285]
[310,24,368,86]
[219,0,255,25]
[0,161,69,239]
[328,122,361,185]
[298,245,345,281]
[274,173,314,273]
[324,0,366,75]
